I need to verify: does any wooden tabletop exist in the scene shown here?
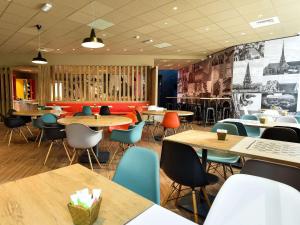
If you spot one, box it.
[164,130,300,167]
[57,115,132,127]
[220,118,300,129]
[142,110,194,116]
[13,110,66,117]
[0,164,152,225]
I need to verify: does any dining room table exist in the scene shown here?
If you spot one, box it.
[142,110,194,117]
[13,109,66,118]
[57,115,132,164]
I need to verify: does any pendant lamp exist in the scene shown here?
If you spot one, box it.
[81,28,104,49]
[32,24,48,64]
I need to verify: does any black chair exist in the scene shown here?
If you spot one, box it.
[275,126,300,143]
[224,121,248,136]
[135,110,143,123]
[43,124,71,165]
[261,127,299,143]
[222,100,231,119]
[241,159,300,191]
[161,140,218,223]
[99,106,111,115]
[73,112,86,116]
[7,109,33,136]
[1,113,28,146]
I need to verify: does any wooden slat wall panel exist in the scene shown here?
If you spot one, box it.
[47,65,151,102]
[0,67,11,118]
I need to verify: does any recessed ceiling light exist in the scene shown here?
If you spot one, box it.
[41,3,53,12]
[102,33,106,37]
[153,42,172,48]
[143,39,153,44]
[106,48,110,51]
[205,27,209,31]
[225,40,229,43]
[164,22,168,25]
[134,35,140,39]
[173,6,178,10]
[72,48,75,51]
[269,32,273,35]
[56,48,60,51]
[139,49,143,52]
[250,16,280,29]
[123,48,127,51]
[241,32,246,36]
[177,49,181,52]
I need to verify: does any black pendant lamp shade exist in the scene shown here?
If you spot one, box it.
[32,24,48,65]
[32,51,48,64]
[81,28,104,48]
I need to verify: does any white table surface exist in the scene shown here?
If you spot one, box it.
[126,204,197,225]
[204,174,300,225]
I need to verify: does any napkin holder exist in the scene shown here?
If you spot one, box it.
[68,198,102,225]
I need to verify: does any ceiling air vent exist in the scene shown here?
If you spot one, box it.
[250,16,280,29]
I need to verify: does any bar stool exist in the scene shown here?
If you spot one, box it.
[222,100,231,119]
[205,106,216,126]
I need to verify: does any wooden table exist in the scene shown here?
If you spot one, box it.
[0,164,152,225]
[57,115,132,127]
[142,110,194,117]
[164,130,300,168]
[220,118,300,129]
[13,110,66,117]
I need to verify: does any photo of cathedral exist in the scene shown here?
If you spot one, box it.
[263,41,300,75]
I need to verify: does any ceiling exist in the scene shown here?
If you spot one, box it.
[0,0,300,57]
[154,58,200,69]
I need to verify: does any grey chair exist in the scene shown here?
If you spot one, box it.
[66,123,103,171]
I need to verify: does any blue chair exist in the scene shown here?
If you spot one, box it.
[197,123,240,179]
[241,114,260,137]
[113,147,160,204]
[223,121,248,136]
[35,113,58,147]
[109,121,145,165]
[41,113,58,124]
[82,106,92,115]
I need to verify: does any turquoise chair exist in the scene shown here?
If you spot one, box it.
[34,113,58,147]
[113,147,160,204]
[197,123,240,179]
[109,121,145,165]
[82,106,92,115]
[241,114,260,137]
[41,113,57,124]
[295,112,300,123]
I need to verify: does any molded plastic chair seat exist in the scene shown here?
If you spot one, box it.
[204,174,300,225]
[82,106,92,116]
[241,114,260,137]
[196,149,240,164]
[261,127,299,143]
[99,105,111,115]
[113,147,160,204]
[110,121,145,144]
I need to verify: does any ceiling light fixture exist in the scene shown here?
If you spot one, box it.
[41,3,53,12]
[241,32,246,35]
[32,24,48,65]
[81,2,104,49]
[134,35,140,39]
[173,6,178,10]
[250,16,280,29]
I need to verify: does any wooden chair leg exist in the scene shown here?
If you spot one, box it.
[8,129,13,146]
[90,148,103,169]
[174,184,182,206]
[35,130,41,142]
[26,125,34,137]
[3,129,9,141]
[201,187,211,208]
[19,128,28,143]
[192,190,199,224]
[69,149,77,166]
[229,164,234,175]
[44,142,54,165]
[86,149,94,171]
[62,141,71,161]
[38,130,43,147]
[162,181,176,206]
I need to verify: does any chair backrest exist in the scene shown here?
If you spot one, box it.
[276,116,298,123]
[41,113,57,124]
[295,111,300,116]
[32,117,44,129]
[73,112,86,116]
[161,140,209,188]
[43,125,66,141]
[211,122,239,135]
[241,159,300,191]
[135,105,143,113]
[113,147,160,204]
[241,114,259,121]
[261,127,299,143]
[125,112,137,124]
[82,106,92,115]
[135,110,143,123]
[223,121,248,136]
[52,106,62,111]
[162,112,180,129]
[65,123,103,149]
[99,106,111,115]
[129,121,145,143]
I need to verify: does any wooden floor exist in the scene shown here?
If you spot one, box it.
[0,123,237,224]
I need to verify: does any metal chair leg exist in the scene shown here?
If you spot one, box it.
[8,129,13,146]
[162,181,176,206]
[44,142,54,165]
[174,184,182,206]
[222,164,227,180]
[86,149,94,171]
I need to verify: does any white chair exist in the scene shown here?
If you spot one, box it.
[66,123,103,171]
[204,174,300,225]
[276,116,298,123]
[52,106,62,111]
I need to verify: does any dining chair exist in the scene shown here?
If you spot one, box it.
[241,114,260,137]
[1,113,28,146]
[241,159,300,191]
[35,113,58,147]
[73,112,86,116]
[223,121,248,136]
[113,146,160,204]
[261,127,299,143]
[197,122,240,180]
[108,112,137,132]
[276,116,298,123]
[82,106,92,116]
[43,125,71,165]
[109,121,145,166]
[161,140,219,223]
[7,109,33,137]
[66,123,103,171]
[161,112,180,138]
[99,106,111,115]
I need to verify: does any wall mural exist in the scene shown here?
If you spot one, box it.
[178,35,300,113]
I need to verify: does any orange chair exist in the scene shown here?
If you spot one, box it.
[161,112,180,137]
[108,113,138,132]
[135,105,143,113]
